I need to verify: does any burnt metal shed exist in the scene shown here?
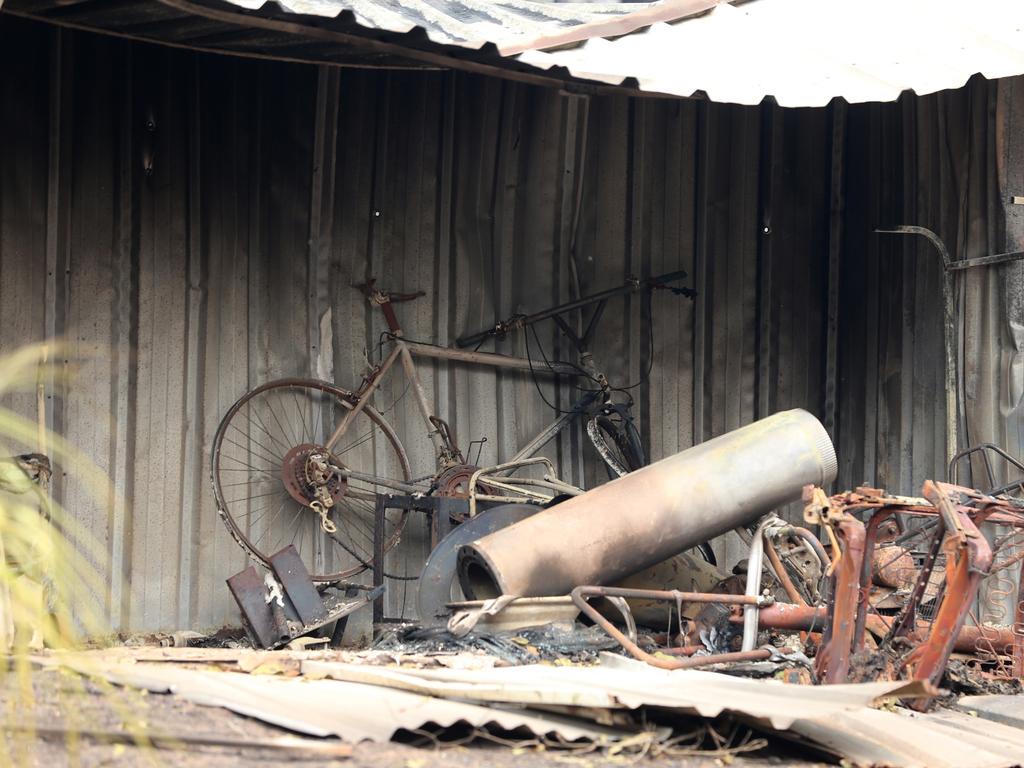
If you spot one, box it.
[0,0,1022,634]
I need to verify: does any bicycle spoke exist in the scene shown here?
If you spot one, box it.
[251,406,291,455]
[219,454,280,474]
[241,409,291,456]
[254,496,292,544]
[292,388,310,445]
[223,428,284,468]
[335,428,377,457]
[277,505,304,547]
[219,478,279,489]
[267,392,300,449]
[227,488,286,505]
[246,497,287,528]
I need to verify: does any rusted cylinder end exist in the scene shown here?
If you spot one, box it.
[457,409,837,600]
[457,548,504,601]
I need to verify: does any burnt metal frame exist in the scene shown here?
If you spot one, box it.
[810,481,1017,707]
[949,443,1024,498]
[322,272,691,480]
[570,585,776,670]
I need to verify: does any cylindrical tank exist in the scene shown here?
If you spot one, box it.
[457,409,837,600]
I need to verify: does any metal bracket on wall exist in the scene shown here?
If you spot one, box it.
[875,225,1024,469]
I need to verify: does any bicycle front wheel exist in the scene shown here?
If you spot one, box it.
[587,411,645,479]
[211,378,411,581]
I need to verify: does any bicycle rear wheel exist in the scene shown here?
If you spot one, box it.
[211,378,411,581]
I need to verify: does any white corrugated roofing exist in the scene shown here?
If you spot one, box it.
[517,0,1024,106]
[221,0,655,49]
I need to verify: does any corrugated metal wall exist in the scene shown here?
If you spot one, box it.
[1,14,1020,632]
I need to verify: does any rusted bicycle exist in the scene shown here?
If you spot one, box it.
[211,272,695,580]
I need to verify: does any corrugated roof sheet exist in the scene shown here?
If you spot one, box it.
[518,0,1024,106]
[222,0,655,48]
[66,651,1024,768]
[213,0,1024,106]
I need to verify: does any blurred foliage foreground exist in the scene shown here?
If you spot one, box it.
[0,343,146,765]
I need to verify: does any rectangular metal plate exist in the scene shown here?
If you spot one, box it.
[226,566,281,649]
[269,545,326,625]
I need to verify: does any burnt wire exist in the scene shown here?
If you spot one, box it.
[523,322,598,415]
[525,292,660,407]
[609,288,658,393]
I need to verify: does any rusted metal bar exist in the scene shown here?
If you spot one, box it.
[577,585,766,607]
[815,518,867,684]
[749,603,1013,655]
[901,485,993,708]
[571,586,772,670]
[764,535,806,606]
[853,509,893,651]
[459,410,837,600]
[808,480,1017,701]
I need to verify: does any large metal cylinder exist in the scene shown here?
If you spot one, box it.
[457,409,837,600]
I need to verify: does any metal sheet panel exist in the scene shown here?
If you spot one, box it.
[518,0,1024,107]
[0,15,1020,632]
[68,659,632,742]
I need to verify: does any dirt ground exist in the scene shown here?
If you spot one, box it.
[0,665,828,768]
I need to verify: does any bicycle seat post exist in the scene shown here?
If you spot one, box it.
[355,279,426,338]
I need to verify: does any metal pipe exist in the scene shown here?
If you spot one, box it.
[406,340,579,377]
[458,409,837,601]
[467,458,556,518]
[742,519,774,651]
[455,271,690,348]
[571,586,771,670]
[751,604,1015,656]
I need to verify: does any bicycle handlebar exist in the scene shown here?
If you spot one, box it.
[456,270,695,349]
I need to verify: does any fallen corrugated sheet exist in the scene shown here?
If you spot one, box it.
[518,0,1024,105]
[956,694,1024,728]
[791,707,1024,768]
[57,651,1024,767]
[66,660,634,743]
[301,655,935,729]
[300,656,1024,768]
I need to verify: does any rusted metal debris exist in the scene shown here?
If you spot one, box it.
[227,545,382,650]
[490,470,1024,714]
[794,481,1024,700]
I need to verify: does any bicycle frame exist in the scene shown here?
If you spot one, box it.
[325,271,691,476]
[321,280,655,475]
[324,332,599,470]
